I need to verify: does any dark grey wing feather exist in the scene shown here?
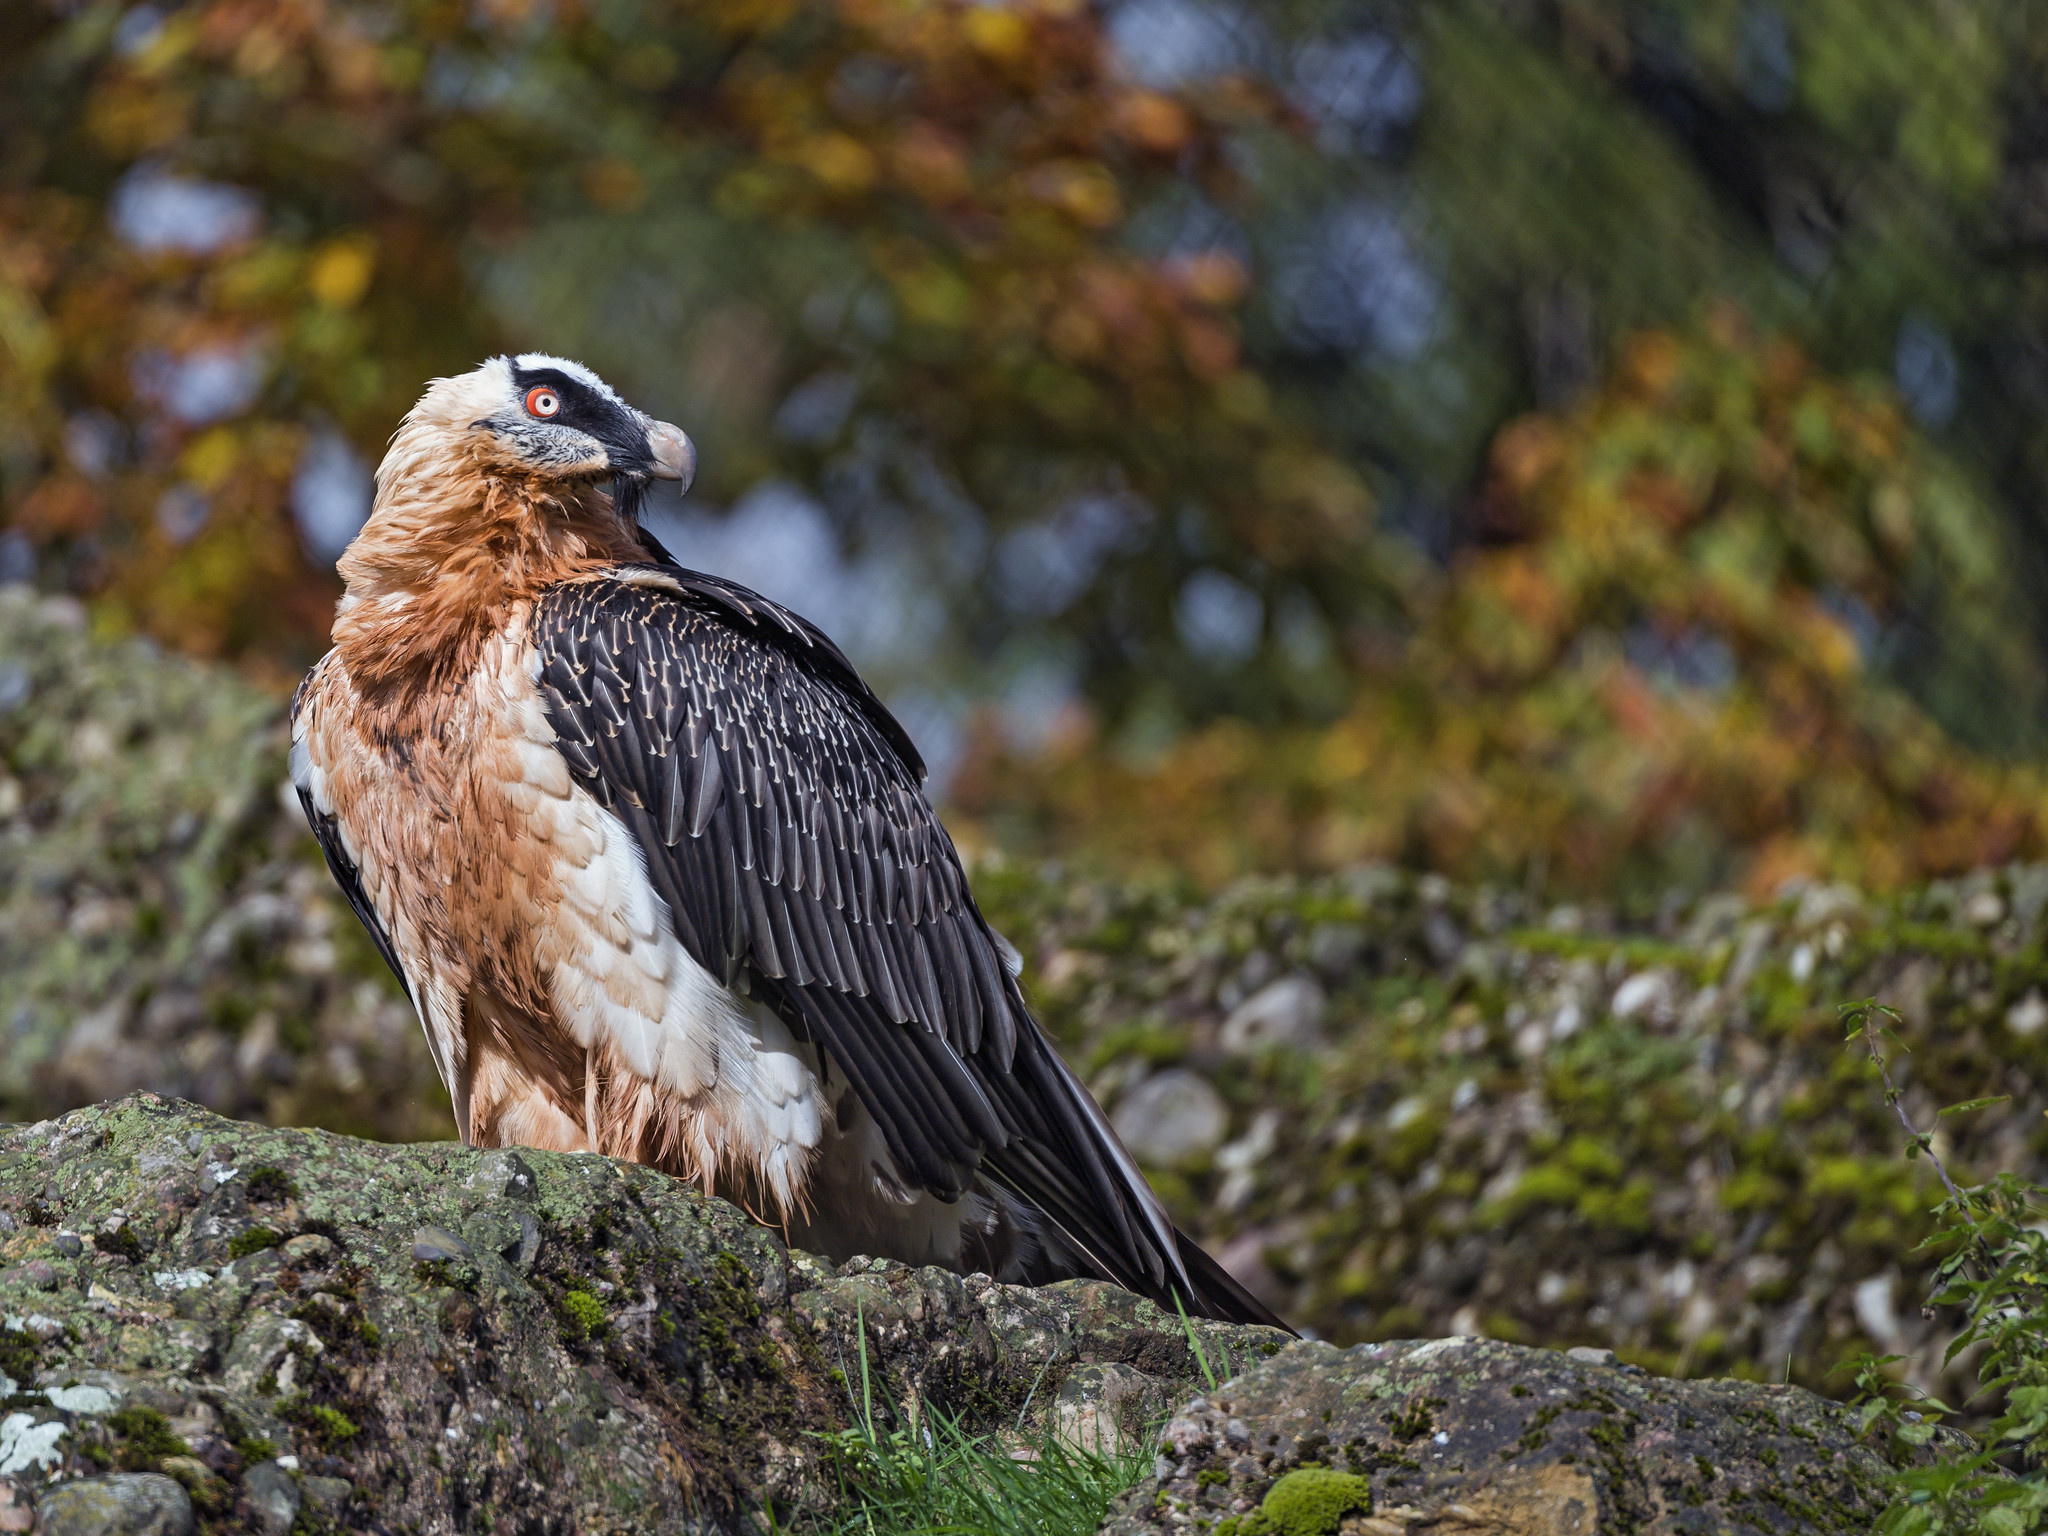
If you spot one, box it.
[529,570,1253,1316]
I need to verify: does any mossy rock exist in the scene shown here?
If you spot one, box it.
[0,1093,1277,1532]
[16,571,2048,1416]
[0,588,445,1145]
[969,859,2048,1414]
[1112,1337,1907,1536]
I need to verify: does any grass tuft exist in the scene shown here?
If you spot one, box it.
[770,1304,1153,1536]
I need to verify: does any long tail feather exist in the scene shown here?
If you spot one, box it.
[1174,1227,1294,1332]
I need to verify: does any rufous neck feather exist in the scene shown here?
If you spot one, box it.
[332,415,644,700]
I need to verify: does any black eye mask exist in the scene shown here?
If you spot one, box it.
[505,364,654,475]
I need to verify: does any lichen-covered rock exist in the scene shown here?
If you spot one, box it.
[0,1095,1929,1534]
[1105,1336,1898,1536]
[35,1472,194,1536]
[0,1093,1278,1533]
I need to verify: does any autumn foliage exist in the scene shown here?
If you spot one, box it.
[0,0,1360,683]
[5,0,2048,897]
[953,315,2048,899]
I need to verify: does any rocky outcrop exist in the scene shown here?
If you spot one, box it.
[980,857,2048,1418]
[0,1094,1274,1534]
[1105,1337,1895,1536]
[0,1094,1915,1534]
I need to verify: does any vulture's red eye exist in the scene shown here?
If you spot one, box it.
[525,387,561,418]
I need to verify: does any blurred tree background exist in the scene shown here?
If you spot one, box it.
[5,0,2048,902]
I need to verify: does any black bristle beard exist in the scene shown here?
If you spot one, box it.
[612,473,682,569]
[612,473,647,526]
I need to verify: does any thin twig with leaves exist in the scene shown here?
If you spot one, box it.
[1841,999,1980,1220]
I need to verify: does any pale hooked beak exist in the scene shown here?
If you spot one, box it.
[646,420,696,493]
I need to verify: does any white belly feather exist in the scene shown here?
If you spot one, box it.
[559,790,825,1211]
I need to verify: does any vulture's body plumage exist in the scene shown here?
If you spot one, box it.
[292,355,1284,1328]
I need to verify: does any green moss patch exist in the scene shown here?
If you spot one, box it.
[226,1226,282,1259]
[283,1397,359,1446]
[107,1404,190,1469]
[558,1288,607,1343]
[1217,1468,1373,1536]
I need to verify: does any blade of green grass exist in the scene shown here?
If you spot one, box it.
[1172,1290,1218,1394]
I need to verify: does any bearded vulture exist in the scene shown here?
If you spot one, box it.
[289,355,1283,1327]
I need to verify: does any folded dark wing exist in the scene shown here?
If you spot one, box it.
[528,570,1187,1302]
[289,676,411,1001]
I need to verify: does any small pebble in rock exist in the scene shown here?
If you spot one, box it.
[282,1234,335,1265]
[506,1210,542,1267]
[2,1261,57,1291]
[243,1460,301,1536]
[1566,1346,1617,1367]
[2008,991,2048,1038]
[1610,970,1670,1022]
[36,1473,193,1536]
[462,1149,538,1203]
[411,1227,474,1264]
[1220,975,1326,1055]
[1111,1070,1229,1167]
[1965,890,2006,927]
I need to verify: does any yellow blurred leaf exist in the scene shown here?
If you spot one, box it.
[179,428,241,491]
[962,7,1030,61]
[1025,160,1121,228]
[800,133,879,193]
[1113,91,1194,153]
[308,237,375,310]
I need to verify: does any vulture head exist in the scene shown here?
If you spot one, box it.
[332,355,698,668]
[407,353,695,505]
